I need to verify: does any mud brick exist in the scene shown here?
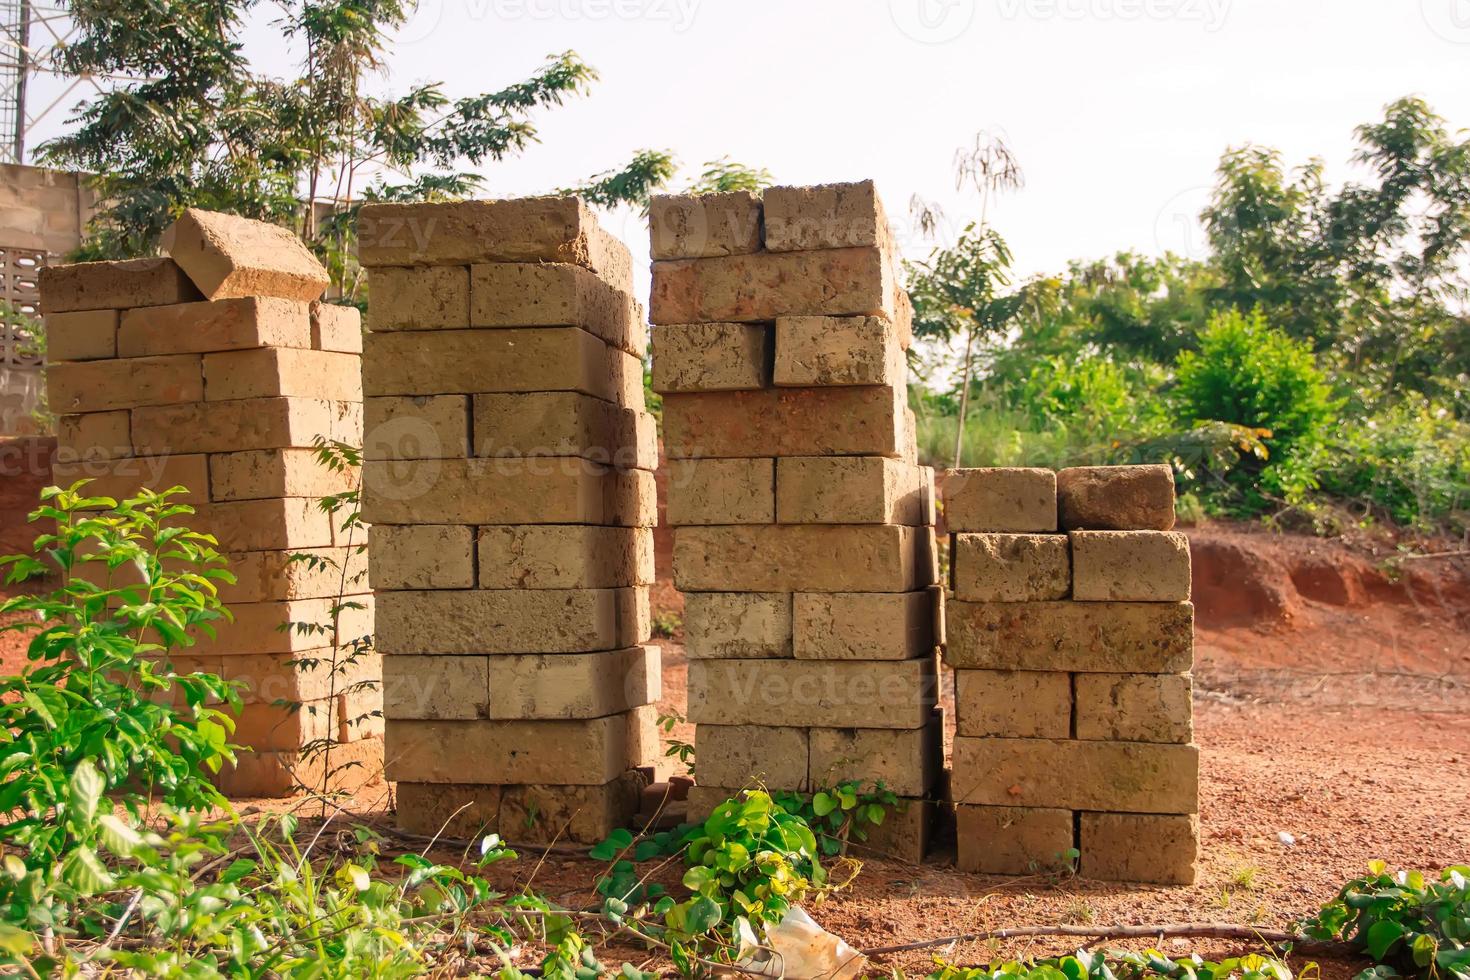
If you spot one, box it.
[45,309,118,361]
[311,302,363,353]
[687,658,936,729]
[1080,812,1198,884]
[218,546,369,605]
[776,456,927,525]
[792,591,933,661]
[363,328,641,405]
[48,355,203,413]
[1074,673,1193,744]
[955,669,1072,739]
[53,453,210,504]
[651,322,769,392]
[189,497,335,551]
[667,458,774,525]
[202,348,361,402]
[395,782,501,837]
[944,468,1057,533]
[118,297,312,357]
[230,699,339,752]
[1071,530,1191,601]
[952,533,1070,602]
[362,458,653,527]
[357,197,633,292]
[956,805,1076,875]
[809,710,942,796]
[368,525,475,590]
[946,600,1194,673]
[56,412,131,461]
[951,737,1198,813]
[675,524,931,594]
[696,725,809,791]
[650,247,897,325]
[662,385,905,459]
[364,395,469,460]
[762,181,891,253]
[218,734,382,798]
[39,257,201,313]
[377,587,649,655]
[132,397,361,455]
[650,191,763,259]
[473,392,653,470]
[1058,464,1176,531]
[209,448,356,501]
[773,315,903,387]
[385,706,654,785]
[396,773,645,844]
[171,648,380,705]
[684,593,792,659]
[470,262,644,355]
[477,525,654,589]
[191,595,373,655]
[163,208,329,302]
[365,265,470,331]
[382,655,487,720]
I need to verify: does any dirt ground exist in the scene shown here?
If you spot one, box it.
[2,436,1467,975]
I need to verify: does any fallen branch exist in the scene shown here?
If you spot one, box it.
[861,922,1339,957]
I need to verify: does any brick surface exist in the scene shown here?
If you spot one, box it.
[952,533,1071,602]
[56,412,131,461]
[118,297,311,356]
[396,774,644,845]
[218,546,369,605]
[474,392,653,470]
[365,265,470,331]
[53,453,210,505]
[1058,465,1176,530]
[773,315,903,387]
[203,348,361,402]
[650,247,898,325]
[1080,812,1198,884]
[945,600,1194,673]
[956,806,1076,875]
[49,355,203,413]
[674,524,932,593]
[951,737,1198,812]
[476,525,655,589]
[368,524,476,590]
[687,658,936,729]
[696,724,809,791]
[651,322,770,392]
[364,395,470,459]
[667,458,774,525]
[944,468,1058,533]
[187,497,336,551]
[1071,530,1192,601]
[808,711,942,796]
[649,191,763,259]
[663,385,906,460]
[376,587,649,655]
[172,648,380,704]
[684,592,793,659]
[792,591,933,661]
[470,262,644,355]
[362,458,653,526]
[209,448,357,501]
[955,669,1072,738]
[163,208,329,302]
[1074,672,1194,743]
[45,309,118,361]
[310,302,363,353]
[218,734,381,797]
[39,257,201,313]
[762,181,891,252]
[776,457,928,525]
[384,706,654,785]
[190,595,373,656]
[132,398,362,455]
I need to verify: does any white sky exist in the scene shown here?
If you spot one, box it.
[24,0,1470,293]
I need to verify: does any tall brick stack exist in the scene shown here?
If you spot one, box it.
[42,209,375,797]
[943,464,1198,883]
[356,197,660,844]
[650,182,943,861]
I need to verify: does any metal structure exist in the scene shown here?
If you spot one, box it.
[0,0,28,163]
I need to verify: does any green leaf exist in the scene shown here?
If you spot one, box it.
[683,895,723,934]
[70,758,106,823]
[1366,920,1406,961]
[812,792,837,816]
[589,828,634,861]
[62,845,115,895]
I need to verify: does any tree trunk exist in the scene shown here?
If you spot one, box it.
[953,324,977,467]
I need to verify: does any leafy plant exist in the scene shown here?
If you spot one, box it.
[656,711,695,776]
[1300,862,1470,980]
[924,949,1301,980]
[652,610,683,639]
[773,780,901,857]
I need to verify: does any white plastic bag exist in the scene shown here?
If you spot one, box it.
[733,906,868,980]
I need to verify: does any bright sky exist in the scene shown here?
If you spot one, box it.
[25,0,1470,291]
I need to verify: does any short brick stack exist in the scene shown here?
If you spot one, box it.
[357,197,660,845]
[42,209,375,797]
[650,182,942,861]
[944,464,1199,883]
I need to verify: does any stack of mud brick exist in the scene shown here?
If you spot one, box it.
[41,209,375,797]
[356,196,660,844]
[650,182,942,861]
[943,464,1198,883]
